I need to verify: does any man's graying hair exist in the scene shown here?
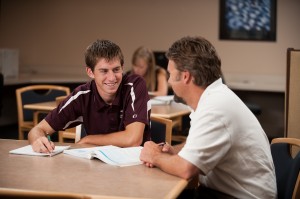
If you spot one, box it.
[85,39,124,71]
[166,36,222,87]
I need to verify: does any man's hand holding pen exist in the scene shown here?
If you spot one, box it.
[31,133,55,154]
[140,141,174,168]
[159,142,176,154]
[46,134,55,154]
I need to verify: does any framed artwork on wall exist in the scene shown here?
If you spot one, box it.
[219,0,277,41]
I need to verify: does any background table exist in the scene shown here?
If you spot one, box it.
[151,102,191,131]
[24,100,191,128]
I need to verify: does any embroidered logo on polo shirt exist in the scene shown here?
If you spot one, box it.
[120,110,123,119]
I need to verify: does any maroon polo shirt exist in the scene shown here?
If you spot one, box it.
[45,74,151,144]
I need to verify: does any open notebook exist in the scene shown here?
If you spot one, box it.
[9,145,70,157]
[63,145,143,167]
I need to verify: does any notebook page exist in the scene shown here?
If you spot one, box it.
[9,145,70,157]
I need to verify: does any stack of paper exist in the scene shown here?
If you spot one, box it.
[150,95,174,105]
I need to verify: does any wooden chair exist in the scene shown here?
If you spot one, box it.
[0,73,3,117]
[150,115,172,144]
[0,187,91,199]
[56,96,82,143]
[271,137,300,199]
[58,125,82,143]
[16,85,70,140]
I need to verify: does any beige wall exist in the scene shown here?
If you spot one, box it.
[1,0,300,77]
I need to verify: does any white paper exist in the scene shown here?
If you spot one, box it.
[153,95,174,102]
[9,145,70,157]
[150,95,174,105]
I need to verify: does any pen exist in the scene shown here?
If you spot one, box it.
[47,134,51,143]
[46,134,53,156]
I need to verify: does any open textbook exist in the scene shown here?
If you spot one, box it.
[9,145,70,157]
[63,145,143,167]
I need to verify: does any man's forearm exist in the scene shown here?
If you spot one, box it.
[28,119,55,144]
[153,153,198,180]
[78,130,143,147]
[28,126,46,144]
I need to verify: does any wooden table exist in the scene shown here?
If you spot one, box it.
[151,102,191,131]
[0,139,188,199]
[24,101,59,125]
[23,101,57,112]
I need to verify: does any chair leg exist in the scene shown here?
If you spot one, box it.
[18,128,24,140]
[58,131,63,143]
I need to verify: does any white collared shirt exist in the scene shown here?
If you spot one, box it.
[179,78,277,199]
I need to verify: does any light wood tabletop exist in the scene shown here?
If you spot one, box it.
[23,101,57,112]
[151,102,191,119]
[0,139,188,199]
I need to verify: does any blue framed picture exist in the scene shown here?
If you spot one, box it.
[219,0,276,41]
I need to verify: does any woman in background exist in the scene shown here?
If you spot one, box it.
[129,46,168,96]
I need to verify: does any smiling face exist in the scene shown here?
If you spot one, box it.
[86,58,123,104]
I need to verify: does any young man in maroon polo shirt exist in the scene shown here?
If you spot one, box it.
[28,39,151,153]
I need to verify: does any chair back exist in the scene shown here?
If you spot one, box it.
[0,73,3,117]
[17,85,70,122]
[271,138,300,199]
[16,85,70,139]
[150,116,172,144]
[55,95,68,105]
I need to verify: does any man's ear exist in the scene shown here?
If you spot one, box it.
[86,67,94,79]
[182,71,192,84]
